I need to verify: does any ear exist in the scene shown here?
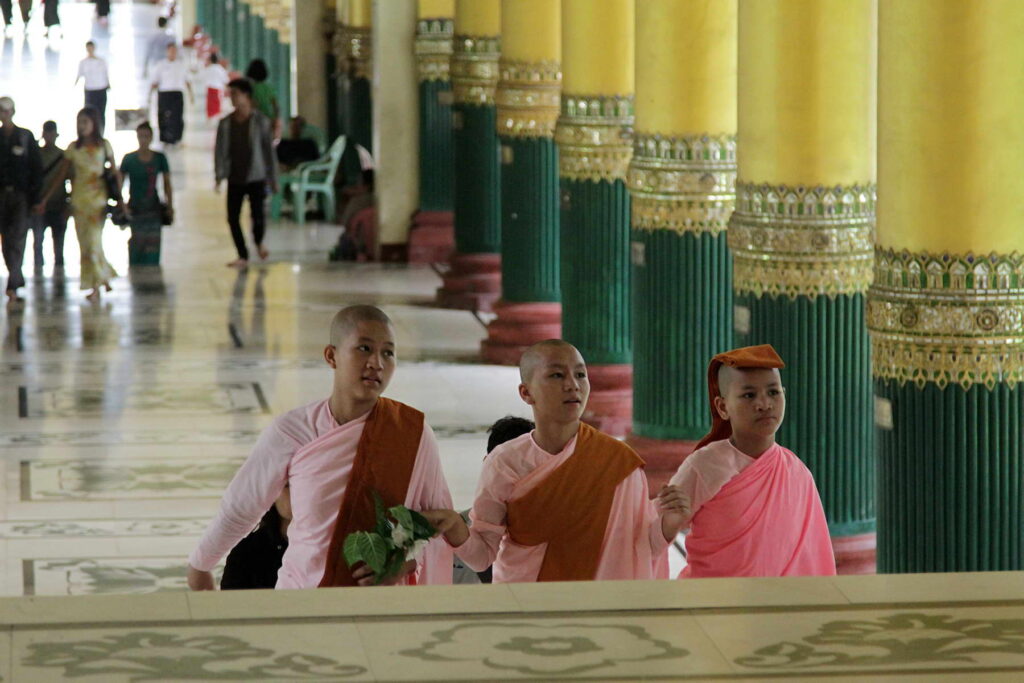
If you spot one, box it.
[323,344,337,369]
[713,395,730,421]
[518,383,535,406]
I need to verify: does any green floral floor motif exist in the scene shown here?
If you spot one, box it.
[401,621,688,676]
[22,632,366,681]
[737,612,1024,669]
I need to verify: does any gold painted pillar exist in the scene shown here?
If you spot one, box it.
[556,0,634,436]
[337,0,373,185]
[627,0,737,490]
[733,0,877,572]
[480,0,562,364]
[408,0,457,264]
[871,0,1024,572]
[435,0,503,311]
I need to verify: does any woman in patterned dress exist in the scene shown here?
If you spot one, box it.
[36,107,122,301]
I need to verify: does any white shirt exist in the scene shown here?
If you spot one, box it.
[77,57,109,90]
[150,58,190,92]
[202,63,230,90]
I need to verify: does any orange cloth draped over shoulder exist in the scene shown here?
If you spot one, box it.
[695,344,786,451]
[319,397,425,587]
[506,423,644,581]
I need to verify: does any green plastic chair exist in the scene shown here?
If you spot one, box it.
[268,126,329,220]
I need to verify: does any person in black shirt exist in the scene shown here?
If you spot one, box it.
[276,117,320,172]
[0,96,42,307]
[220,485,291,589]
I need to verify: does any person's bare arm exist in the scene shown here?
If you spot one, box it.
[33,158,71,213]
[420,509,470,547]
[657,484,691,542]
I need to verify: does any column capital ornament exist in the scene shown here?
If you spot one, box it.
[868,248,1024,389]
[496,60,561,139]
[415,18,454,83]
[628,134,736,236]
[452,34,500,106]
[555,95,634,182]
[336,25,372,80]
[728,182,876,299]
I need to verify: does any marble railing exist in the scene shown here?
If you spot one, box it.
[1,572,1023,680]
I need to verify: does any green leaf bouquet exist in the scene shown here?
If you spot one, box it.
[342,492,437,584]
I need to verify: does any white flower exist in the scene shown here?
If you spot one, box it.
[405,538,429,562]
[391,524,411,547]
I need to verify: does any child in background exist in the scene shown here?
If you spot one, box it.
[201,53,230,120]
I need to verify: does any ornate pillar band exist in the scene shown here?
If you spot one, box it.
[555,95,633,182]
[628,134,736,236]
[338,25,372,79]
[451,35,500,106]
[496,60,561,138]
[729,182,876,300]
[415,18,453,82]
[869,249,1024,390]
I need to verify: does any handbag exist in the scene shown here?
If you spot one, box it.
[102,142,129,227]
[159,202,174,226]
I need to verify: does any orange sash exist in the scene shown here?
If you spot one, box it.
[506,423,643,581]
[318,397,424,587]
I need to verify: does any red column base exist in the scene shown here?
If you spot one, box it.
[832,532,877,575]
[627,433,698,494]
[435,252,502,312]
[480,301,562,365]
[581,364,632,438]
[408,211,454,264]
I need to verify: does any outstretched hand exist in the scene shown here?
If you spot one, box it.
[187,565,215,591]
[420,509,470,548]
[351,559,416,587]
[657,484,691,542]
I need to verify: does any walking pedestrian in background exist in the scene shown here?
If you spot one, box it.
[149,43,193,146]
[120,121,173,265]
[215,79,276,268]
[32,121,70,271]
[0,96,42,307]
[76,42,111,134]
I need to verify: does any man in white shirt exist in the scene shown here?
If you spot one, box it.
[149,43,193,146]
[75,41,110,133]
[143,16,176,77]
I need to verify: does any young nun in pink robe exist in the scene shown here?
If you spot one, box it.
[424,340,685,582]
[663,344,836,578]
[187,306,454,590]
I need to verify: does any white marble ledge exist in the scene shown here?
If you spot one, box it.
[0,572,1021,628]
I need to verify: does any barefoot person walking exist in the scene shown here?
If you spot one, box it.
[214,78,277,268]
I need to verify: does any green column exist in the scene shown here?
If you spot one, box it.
[630,129,735,440]
[556,96,633,365]
[415,18,455,212]
[871,253,1024,573]
[451,35,501,254]
[501,138,559,302]
[236,3,250,66]
[731,184,877,544]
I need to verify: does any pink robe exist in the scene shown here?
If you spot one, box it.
[455,431,670,582]
[189,399,454,588]
[670,439,835,578]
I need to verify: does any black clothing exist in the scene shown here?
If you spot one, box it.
[227,182,266,260]
[85,89,108,133]
[220,508,288,590]
[276,138,320,169]
[157,91,184,144]
[95,0,109,19]
[0,189,28,292]
[228,117,252,186]
[0,125,42,203]
[32,207,68,268]
[43,0,59,27]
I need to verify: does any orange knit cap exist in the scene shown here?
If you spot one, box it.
[694,344,785,451]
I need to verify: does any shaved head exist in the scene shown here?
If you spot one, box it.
[330,305,393,346]
[519,339,581,383]
[718,365,781,397]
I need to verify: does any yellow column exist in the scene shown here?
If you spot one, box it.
[480,0,562,363]
[732,0,878,572]
[627,0,737,480]
[870,0,1024,573]
[436,0,503,309]
[556,0,634,436]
